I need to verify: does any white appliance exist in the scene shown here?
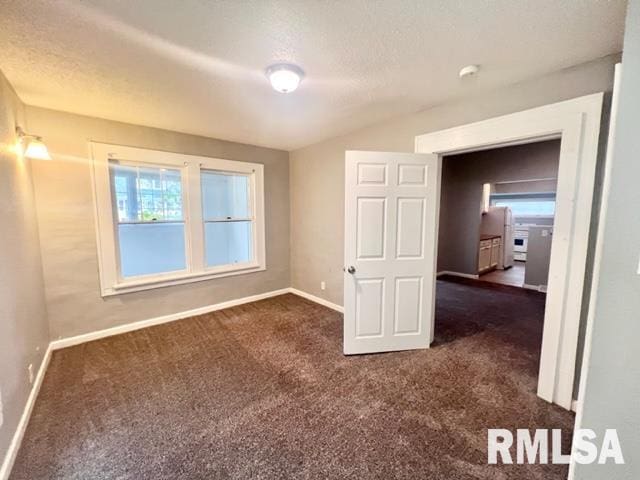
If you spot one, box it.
[513,227,529,261]
[480,206,514,269]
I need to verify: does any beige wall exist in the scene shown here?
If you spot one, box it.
[290,54,618,307]
[0,73,49,461]
[26,106,290,339]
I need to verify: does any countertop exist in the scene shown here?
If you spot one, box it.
[480,234,501,241]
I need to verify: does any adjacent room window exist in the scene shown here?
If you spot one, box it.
[92,143,265,296]
[490,192,556,217]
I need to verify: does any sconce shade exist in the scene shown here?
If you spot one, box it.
[24,138,52,160]
[16,127,52,160]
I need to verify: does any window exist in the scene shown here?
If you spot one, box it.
[201,171,252,267]
[92,143,265,296]
[110,163,187,278]
[490,192,556,217]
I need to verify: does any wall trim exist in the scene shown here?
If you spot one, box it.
[0,345,52,480]
[50,288,290,350]
[43,286,348,350]
[7,282,585,479]
[49,287,344,351]
[436,271,480,280]
[523,283,548,292]
[289,288,344,313]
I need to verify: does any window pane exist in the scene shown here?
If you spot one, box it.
[493,200,556,216]
[201,171,250,219]
[110,162,183,222]
[118,223,186,278]
[205,221,252,267]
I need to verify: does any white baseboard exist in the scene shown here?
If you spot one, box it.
[2,286,342,479]
[1,287,309,479]
[0,345,52,480]
[288,288,344,313]
[49,287,343,352]
[1,283,569,480]
[437,271,479,280]
[50,288,291,350]
[48,286,349,351]
[571,399,578,413]
[523,283,548,292]
[0,286,344,479]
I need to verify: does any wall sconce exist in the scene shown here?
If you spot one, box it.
[16,126,51,160]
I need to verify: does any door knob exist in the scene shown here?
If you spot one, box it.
[347,266,356,274]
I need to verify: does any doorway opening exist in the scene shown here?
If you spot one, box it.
[414,94,604,410]
[434,139,561,395]
[437,140,560,292]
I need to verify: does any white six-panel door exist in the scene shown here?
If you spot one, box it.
[344,151,440,354]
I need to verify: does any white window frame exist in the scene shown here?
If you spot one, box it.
[91,142,266,296]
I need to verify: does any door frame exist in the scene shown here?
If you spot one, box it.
[414,93,604,410]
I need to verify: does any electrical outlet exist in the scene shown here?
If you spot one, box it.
[320,281,326,291]
[28,364,34,384]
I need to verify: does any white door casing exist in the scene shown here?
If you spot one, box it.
[344,151,440,355]
[415,93,604,410]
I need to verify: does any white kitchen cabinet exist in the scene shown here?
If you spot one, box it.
[478,240,492,272]
[478,236,501,274]
[490,237,501,267]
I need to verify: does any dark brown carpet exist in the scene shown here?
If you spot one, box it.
[11,279,574,479]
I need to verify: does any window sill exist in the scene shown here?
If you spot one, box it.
[101,263,265,297]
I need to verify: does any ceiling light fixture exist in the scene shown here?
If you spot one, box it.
[16,126,52,160]
[459,64,480,79]
[265,63,304,93]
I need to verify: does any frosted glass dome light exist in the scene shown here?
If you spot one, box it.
[266,64,304,93]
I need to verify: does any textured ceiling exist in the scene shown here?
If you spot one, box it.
[0,0,627,150]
